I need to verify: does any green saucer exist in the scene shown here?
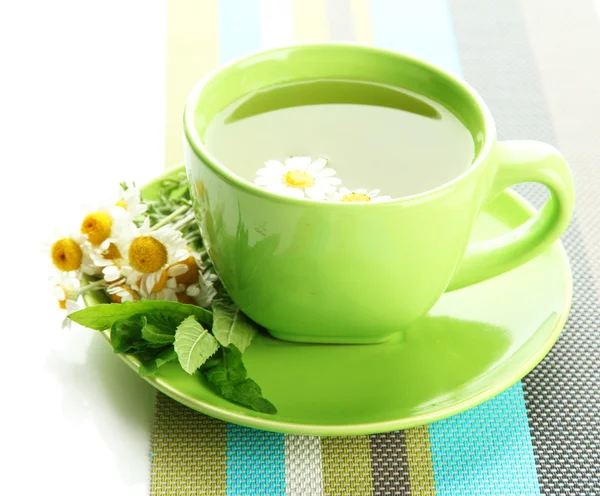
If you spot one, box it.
[86,172,572,436]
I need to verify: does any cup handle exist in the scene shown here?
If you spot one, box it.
[447,140,575,291]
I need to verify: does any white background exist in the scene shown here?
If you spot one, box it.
[1,1,167,494]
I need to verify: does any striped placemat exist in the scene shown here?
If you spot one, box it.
[151,0,600,494]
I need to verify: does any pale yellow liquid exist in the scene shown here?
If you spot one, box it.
[204,79,475,198]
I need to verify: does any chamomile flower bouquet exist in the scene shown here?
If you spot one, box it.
[49,157,394,415]
[49,171,275,414]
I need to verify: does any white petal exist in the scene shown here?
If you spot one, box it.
[308,157,327,173]
[120,291,134,302]
[52,286,66,300]
[167,264,188,277]
[305,185,327,200]
[66,300,80,312]
[110,206,130,220]
[320,177,342,186]
[339,187,351,196]
[186,284,201,296]
[285,156,311,171]
[372,196,393,203]
[144,272,161,294]
[264,160,286,173]
[282,187,305,199]
[174,249,189,263]
[130,204,147,216]
[315,167,337,178]
[368,189,381,197]
[166,277,177,289]
[355,188,368,194]
[138,217,150,233]
[103,266,121,282]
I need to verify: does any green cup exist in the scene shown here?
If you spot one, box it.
[184,43,574,344]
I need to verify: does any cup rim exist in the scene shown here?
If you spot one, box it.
[183,42,497,207]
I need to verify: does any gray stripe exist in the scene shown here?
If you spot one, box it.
[449,0,600,494]
[326,0,357,41]
[370,432,411,496]
[284,435,324,496]
[521,0,600,283]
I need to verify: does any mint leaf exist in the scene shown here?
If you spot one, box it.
[111,317,144,353]
[140,315,177,345]
[69,300,212,330]
[211,296,257,352]
[202,345,277,414]
[174,316,219,374]
[137,347,177,377]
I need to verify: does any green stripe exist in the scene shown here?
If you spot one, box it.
[321,436,374,495]
[150,394,227,496]
[405,426,436,495]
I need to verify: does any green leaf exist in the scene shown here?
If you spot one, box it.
[174,316,219,374]
[69,300,212,331]
[211,296,258,353]
[110,317,144,354]
[140,315,177,345]
[137,347,177,377]
[202,345,277,414]
[169,184,189,200]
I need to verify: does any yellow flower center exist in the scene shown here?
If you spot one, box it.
[284,170,313,188]
[115,200,127,209]
[174,256,199,285]
[51,238,83,271]
[58,299,67,310]
[102,243,121,260]
[341,192,371,203]
[128,236,168,273]
[81,212,113,246]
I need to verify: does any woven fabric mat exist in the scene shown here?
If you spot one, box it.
[150,0,600,494]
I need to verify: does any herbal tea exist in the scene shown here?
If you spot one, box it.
[203,79,475,200]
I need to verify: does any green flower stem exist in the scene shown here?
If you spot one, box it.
[172,213,196,232]
[78,278,107,295]
[150,205,189,230]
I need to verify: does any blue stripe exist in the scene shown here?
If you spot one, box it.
[370,1,541,494]
[430,385,540,495]
[370,0,461,74]
[218,0,262,64]
[219,4,286,495]
[226,424,286,496]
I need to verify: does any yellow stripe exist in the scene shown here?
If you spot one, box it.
[150,395,227,495]
[164,0,219,168]
[350,0,373,44]
[405,425,437,495]
[321,436,374,494]
[292,0,330,42]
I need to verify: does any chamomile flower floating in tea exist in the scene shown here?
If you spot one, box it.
[329,187,393,203]
[253,156,341,200]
